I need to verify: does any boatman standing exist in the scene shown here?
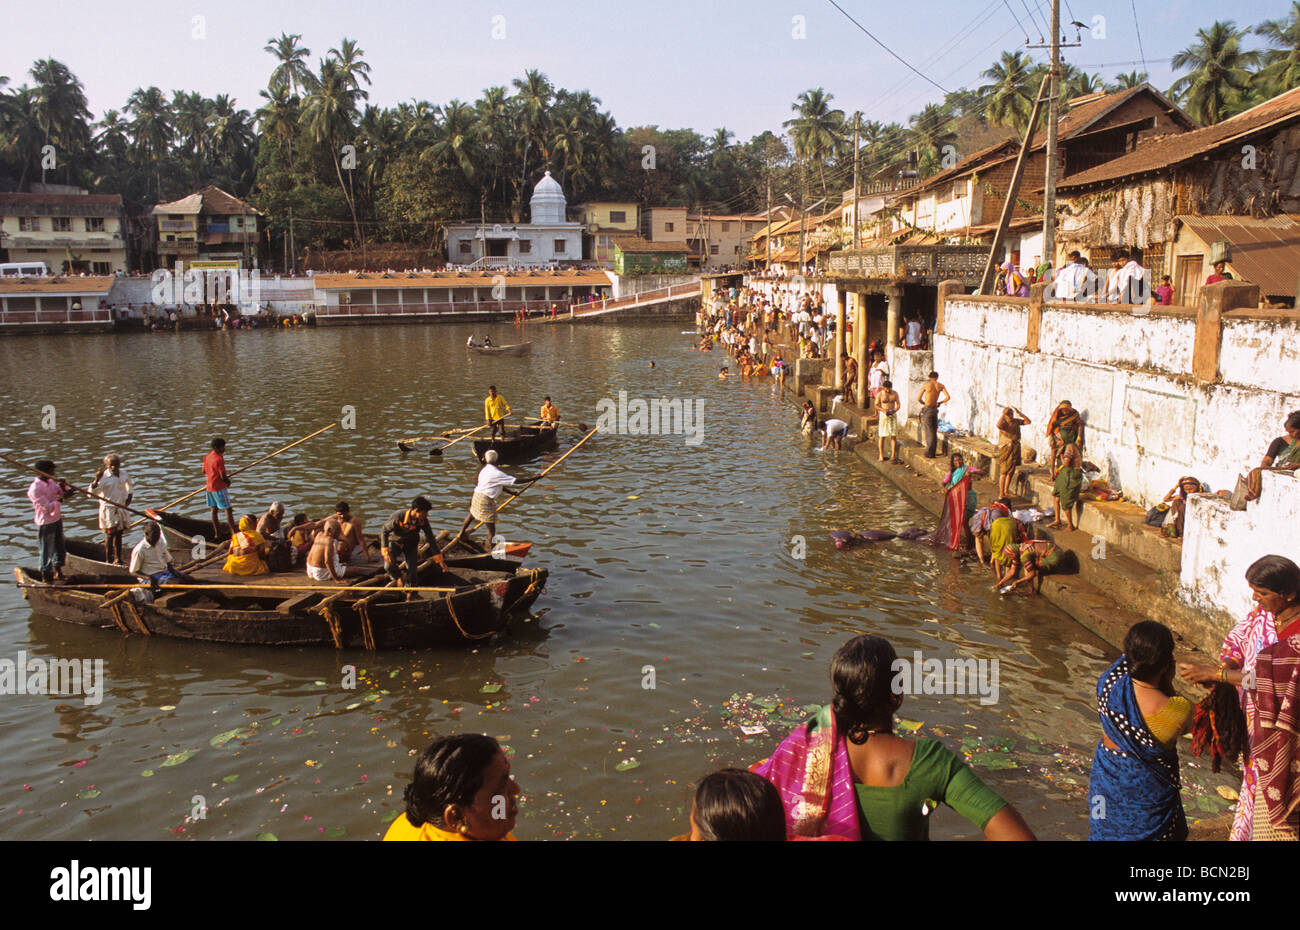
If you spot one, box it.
[203,437,237,539]
[453,450,539,548]
[28,459,71,584]
[380,496,443,588]
[485,385,511,440]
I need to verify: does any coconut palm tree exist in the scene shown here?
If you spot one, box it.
[125,86,172,199]
[1170,21,1261,124]
[782,87,845,195]
[909,102,959,176]
[264,33,313,96]
[300,59,362,243]
[980,50,1039,134]
[329,38,372,99]
[29,58,92,182]
[256,83,300,169]
[1,85,45,189]
[94,109,131,161]
[1256,2,1300,95]
[1107,70,1149,91]
[423,99,478,183]
[511,69,554,218]
[1065,69,1106,99]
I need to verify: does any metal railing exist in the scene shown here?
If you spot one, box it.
[0,308,113,326]
[567,281,700,316]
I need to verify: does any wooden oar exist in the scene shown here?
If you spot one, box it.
[0,453,162,524]
[443,425,600,551]
[20,581,460,594]
[426,418,506,457]
[126,422,337,531]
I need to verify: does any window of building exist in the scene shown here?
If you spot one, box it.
[19,217,40,231]
[459,241,472,254]
[92,262,111,274]
[53,217,72,232]
[553,239,566,253]
[710,244,720,254]
[519,240,532,254]
[86,217,105,232]
[609,210,626,223]
[665,222,674,232]
[721,222,730,231]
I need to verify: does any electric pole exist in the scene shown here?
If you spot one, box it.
[1043,0,1061,272]
[852,113,861,250]
[765,171,772,270]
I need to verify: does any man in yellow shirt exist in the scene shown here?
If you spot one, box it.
[539,396,560,426]
[484,385,511,439]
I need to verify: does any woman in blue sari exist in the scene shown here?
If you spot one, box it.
[1088,621,1193,841]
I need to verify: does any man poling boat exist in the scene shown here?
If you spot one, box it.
[455,450,543,546]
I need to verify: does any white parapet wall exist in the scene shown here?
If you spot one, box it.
[934,295,1300,509]
[1181,470,1300,622]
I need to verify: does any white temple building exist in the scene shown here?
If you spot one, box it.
[444,171,585,267]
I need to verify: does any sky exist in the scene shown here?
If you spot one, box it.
[5,0,1295,139]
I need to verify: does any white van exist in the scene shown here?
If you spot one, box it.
[0,261,51,277]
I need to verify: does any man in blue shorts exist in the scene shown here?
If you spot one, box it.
[203,437,236,539]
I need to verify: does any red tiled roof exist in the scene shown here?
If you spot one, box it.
[612,236,689,254]
[154,185,260,216]
[1059,85,1300,190]
[312,270,610,289]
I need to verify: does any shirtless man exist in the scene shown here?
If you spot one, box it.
[305,519,365,583]
[332,501,372,563]
[876,379,901,463]
[917,371,950,459]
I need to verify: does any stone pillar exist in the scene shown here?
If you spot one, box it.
[834,286,847,389]
[854,292,869,409]
[1026,280,1049,353]
[935,279,963,336]
[1194,281,1260,384]
[886,285,902,348]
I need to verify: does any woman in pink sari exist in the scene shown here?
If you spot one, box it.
[926,453,982,550]
[753,635,1035,840]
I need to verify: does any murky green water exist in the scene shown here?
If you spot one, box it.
[0,320,1237,840]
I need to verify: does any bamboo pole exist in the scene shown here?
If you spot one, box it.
[21,580,460,594]
[125,422,337,531]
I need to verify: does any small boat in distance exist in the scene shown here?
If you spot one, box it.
[468,341,531,357]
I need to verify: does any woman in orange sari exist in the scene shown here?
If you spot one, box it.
[383,734,519,841]
[222,514,269,575]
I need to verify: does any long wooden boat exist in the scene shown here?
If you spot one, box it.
[14,534,546,649]
[468,342,531,357]
[472,424,558,462]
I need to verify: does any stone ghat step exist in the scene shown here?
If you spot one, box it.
[881,434,1219,655]
[891,417,1183,576]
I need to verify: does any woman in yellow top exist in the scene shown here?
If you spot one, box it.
[383,734,519,841]
[222,515,270,575]
[484,385,511,440]
[1088,620,1194,840]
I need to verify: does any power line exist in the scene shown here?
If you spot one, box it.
[1004,0,1032,43]
[824,0,950,95]
[1020,0,1047,41]
[1129,0,1149,75]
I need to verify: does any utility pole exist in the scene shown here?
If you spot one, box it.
[765,172,772,271]
[288,206,295,276]
[797,162,806,276]
[1043,0,1061,273]
[852,113,861,250]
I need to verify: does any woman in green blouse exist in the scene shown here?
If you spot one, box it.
[756,635,1037,840]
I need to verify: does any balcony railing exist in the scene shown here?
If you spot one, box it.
[826,244,987,283]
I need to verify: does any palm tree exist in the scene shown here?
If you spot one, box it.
[29,58,92,181]
[511,69,554,218]
[980,51,1039,134]
[125,86,172,199]
[256,83,300,169]
[1256,2,1300,95]
[782,88,845,195]
[474,86,513,207]
[300,59,362,243]
[329,38,372,98]
[94,110,131,161]
[423,99,478,182]
[1,85,45,189]
[909,102,959,176]
[1065,70,1105,99]
[264,33,313,96]
[171,90,211,186]
[1107,70,1149,91]
[1170,21,1261,124]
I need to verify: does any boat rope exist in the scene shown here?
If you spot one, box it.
[106,601,130,633]
[501,570,543,614]
[444,593,496,641]
[322,607,343,649]
[358,603,377,651]
[125,599,151,636]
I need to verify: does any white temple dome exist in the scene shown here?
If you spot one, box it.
[529,171,567,224]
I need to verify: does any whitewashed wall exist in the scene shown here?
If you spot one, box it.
[1181,470,1300,622]
[935,297,1300,507]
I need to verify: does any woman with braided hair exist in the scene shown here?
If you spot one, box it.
[1179,555,1300,840]
[752,635,1035,840]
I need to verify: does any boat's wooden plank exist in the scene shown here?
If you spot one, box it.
[276,591,321,615]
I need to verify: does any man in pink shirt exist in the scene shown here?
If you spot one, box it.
[27,459,71,583]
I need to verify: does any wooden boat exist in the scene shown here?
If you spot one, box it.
[152,510,233,543]
[14,534,546,649]
[472,424,558,462]
[468,341,531,357]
